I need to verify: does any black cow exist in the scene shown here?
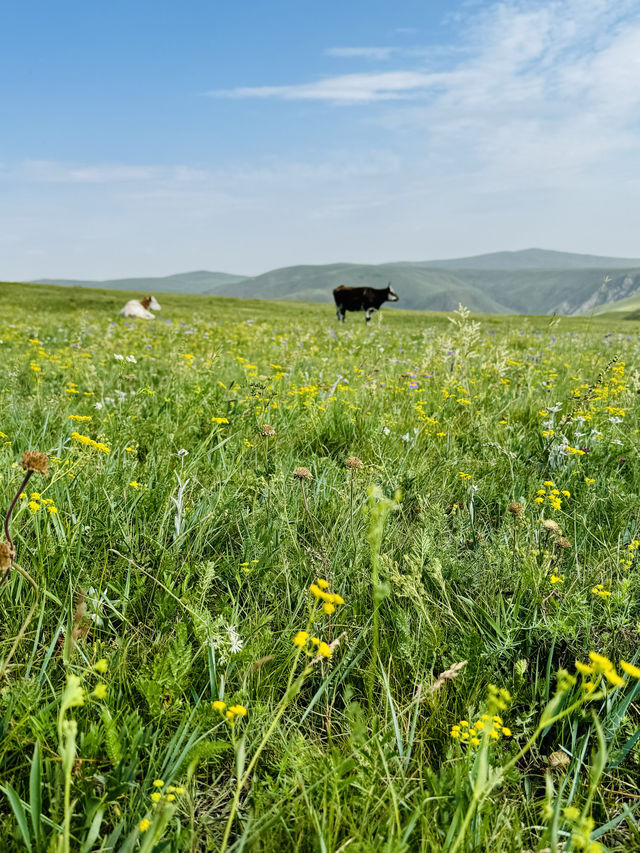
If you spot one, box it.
[333,282,399,322]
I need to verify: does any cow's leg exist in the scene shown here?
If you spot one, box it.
[365,307,376,323]
[337,306,346,322]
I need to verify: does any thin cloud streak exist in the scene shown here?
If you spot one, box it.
[325,46,394,60]
[209,71,450,103]
[12,160,207,185]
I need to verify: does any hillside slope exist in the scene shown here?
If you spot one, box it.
[26,250,640,315]
[214,263,510,314]
[215,262,640,315]
[33,270,246,294]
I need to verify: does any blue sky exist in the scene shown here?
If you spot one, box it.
[2,0,640,279]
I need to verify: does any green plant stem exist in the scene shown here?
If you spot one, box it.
[349,472,356,555]
[219,651,307,853]
[299,481,329,570]
[369,544,380,708]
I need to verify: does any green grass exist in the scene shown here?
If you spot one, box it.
[0,281,640,851]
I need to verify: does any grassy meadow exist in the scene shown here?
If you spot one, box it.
[1,281,640,852]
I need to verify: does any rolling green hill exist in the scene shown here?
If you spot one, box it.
[32,270,246,293]
[215,260,640,315]
[26,250,640,315]
[214,263,509,314]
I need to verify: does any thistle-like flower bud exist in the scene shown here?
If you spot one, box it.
[293,466,312,481]
[507,501,524,517]
[261,424,276,436]
[20,450,50,477]
[346,456,363,470]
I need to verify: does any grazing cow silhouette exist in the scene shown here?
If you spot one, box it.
[120,296,161,319]
[333,283,399,322]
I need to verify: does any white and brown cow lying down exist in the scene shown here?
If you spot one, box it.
[333,283,399,322]
[120,296,162,319]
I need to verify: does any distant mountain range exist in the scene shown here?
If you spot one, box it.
[32,249,640,316]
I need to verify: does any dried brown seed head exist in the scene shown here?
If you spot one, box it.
[261,424,276,436]
[507,501,524,517]
[0,542,14,571]
[20,450,50,477]
[346,456,364,470]
[554,536,572,550]
[293,466,312,481]
[542,519,561,534]
[548,749,571,771]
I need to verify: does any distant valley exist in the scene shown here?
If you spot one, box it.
[32,249,640,317]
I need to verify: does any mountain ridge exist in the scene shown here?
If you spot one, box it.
[411,248,640,271]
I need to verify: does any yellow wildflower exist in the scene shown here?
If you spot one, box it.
[620,660,640,679]
[604,669,625,687]
[293,631,309,647]
[317,642,332,658]
[588,652,613,673]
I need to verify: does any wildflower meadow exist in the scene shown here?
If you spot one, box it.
[1,282,640,852]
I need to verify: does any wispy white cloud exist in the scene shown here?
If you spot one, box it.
[325,46,394,60]
[14,160,206,184]
[209,0,640,146]
[210,71,449,103]
[5,150,399,191]
[385,0,640,188]
[208,0,640,190]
